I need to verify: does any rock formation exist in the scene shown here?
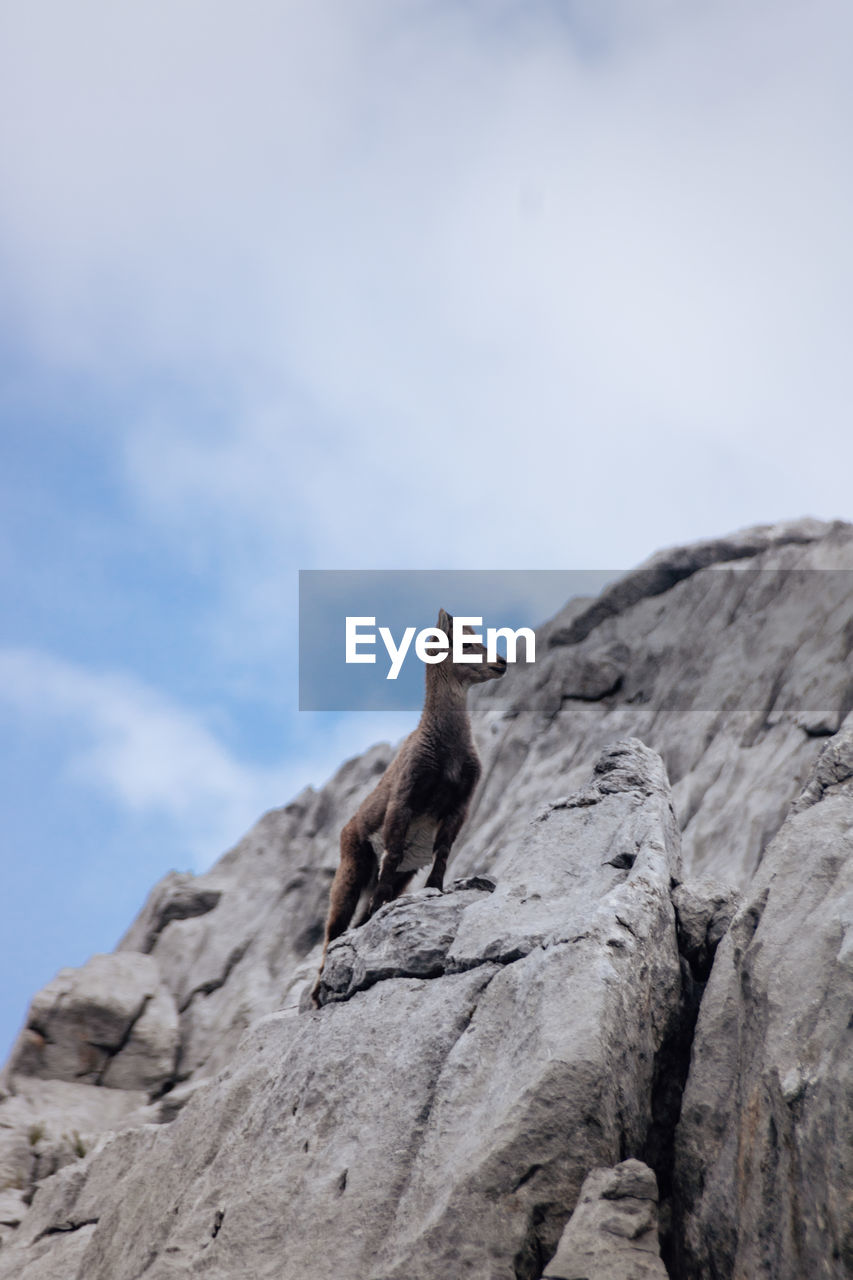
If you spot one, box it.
[543,1159,668,1280]
[0,517,850,1279]
[673,721,853,1278]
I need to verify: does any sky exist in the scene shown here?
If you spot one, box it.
[1,0,852,1060]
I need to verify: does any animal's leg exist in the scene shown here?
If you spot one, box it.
[351,864,378,927]
[390,869,417,899]
[366,802,412,918]
[354,867,415,925]
[312,823,374,1005]
[425,806,467,891]
[324,851,373,945]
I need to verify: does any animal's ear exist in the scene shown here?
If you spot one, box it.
[437,607,452,633]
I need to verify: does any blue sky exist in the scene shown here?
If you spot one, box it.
[1,0,852,1059]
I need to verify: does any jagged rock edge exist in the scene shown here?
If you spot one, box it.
[140,892,222,955]
[548,524,830,648]
[33,1216,100,1243]
[318,930,595,1007]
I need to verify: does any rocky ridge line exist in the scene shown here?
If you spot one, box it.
[0,517,851,1279]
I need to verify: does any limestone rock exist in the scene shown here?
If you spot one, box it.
[446,739,680,973]
[673,724,853,1279]
[7,953,178,1094]
[117,871,222,954]
[543,1159,669,1280]
[316,880,493,1004]
[0,1077,149,1206]
[790,714,853,812]
[527,642,630,718]
[546,517,836,647]
[0,975,498,1280]
[16,520,846,1104]
[457,520,853,891]
[83,520,852,1102]
[0,740,683,1280]
[671,877,740,979]
[0,1189,27,1246]
[123,744,396,1083]
[2,518,853,1276]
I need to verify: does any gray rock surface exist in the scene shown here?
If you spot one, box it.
[673,721,853,1279]
[546,517,833,648]
[0,1076,149,1203]
[0,953,176,1209]
[543,1159,668,1280]
[118,871,223,954]
[6,952,178,1093]
[460,519,853,893]
[74,520,853,1098]
[1,518,852,1278]
[0,1190,27,1246]
[316,880,493,1003]
[0,740,682,1280]
[115,746,396,1083]
[790,719,853,812]
[671,878,740,979]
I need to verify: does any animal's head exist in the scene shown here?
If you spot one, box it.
[436,608,507,684]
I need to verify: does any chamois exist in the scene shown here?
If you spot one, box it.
[312,609,506,1003]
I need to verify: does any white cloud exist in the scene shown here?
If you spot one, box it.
[1,0,851,629]
[0,648,413,868]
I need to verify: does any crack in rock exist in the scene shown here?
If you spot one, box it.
[178,943,249,1014]
[33,1216,99,1242]
[316,913,595,1007]
[638,877,739,1274]
[92,995,152,1085]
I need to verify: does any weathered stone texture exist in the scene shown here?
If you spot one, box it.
[1,519,852,1279]
[0,741,682,1280]
[7,952,178,1093]
[673,724,853,1279]
[543,1159,668,1280]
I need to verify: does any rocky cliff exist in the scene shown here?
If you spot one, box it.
[0,518,851,1279]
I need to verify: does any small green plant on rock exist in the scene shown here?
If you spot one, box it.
[27,1122,45,1147]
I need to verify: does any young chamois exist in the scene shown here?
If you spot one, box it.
[312,609,506,1004]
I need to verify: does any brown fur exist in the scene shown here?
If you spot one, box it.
[311,609,506,1003]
